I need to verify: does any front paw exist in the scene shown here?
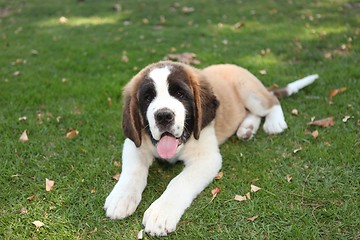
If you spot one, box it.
[104,188,141,220]
[142,199,183,236]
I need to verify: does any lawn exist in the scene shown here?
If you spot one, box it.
[0,0,359,239]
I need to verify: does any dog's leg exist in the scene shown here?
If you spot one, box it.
[142,127,221,236]
[236,112,261,140]
[104,138,153,219]
[242,90,287,135]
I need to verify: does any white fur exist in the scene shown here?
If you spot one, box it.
[287,74,319,96]
[104,138,153,219]
[237,113,261,140]
[105,126,221,236]
[263,105,288,134]
[143,125,221,236]
[147,67,186,140]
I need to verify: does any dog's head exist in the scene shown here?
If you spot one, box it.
[122,61,219,159]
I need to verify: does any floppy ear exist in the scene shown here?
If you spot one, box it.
[192,75,219,140]
[122,84,142,147]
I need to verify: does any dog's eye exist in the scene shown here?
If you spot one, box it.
[176,90,184,99]
[144,94,153,102]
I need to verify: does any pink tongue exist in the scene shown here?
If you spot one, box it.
[157,135,179,159]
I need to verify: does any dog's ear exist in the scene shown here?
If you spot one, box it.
[192,74,219,140]
[122,80,142,147]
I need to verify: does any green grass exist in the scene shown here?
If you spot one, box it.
[0,0,359,239]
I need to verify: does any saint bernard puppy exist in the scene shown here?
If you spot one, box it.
[104,61,318,236]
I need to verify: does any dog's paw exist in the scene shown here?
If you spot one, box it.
[104,188,141,220]
[263,105,288,134]
[237,126,255,140]
[142,198,182,236]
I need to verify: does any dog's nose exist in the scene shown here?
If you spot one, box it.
[155,109,175,127]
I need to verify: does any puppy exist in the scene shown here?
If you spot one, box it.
[104,61,318,236]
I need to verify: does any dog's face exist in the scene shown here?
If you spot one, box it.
[122,61,219,159]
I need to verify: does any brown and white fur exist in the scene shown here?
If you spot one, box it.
[104,61,318,236]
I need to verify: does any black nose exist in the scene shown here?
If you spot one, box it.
[155,109,175,127]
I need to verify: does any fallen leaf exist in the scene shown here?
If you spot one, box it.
[311,130,319,139]
[107,97,112,107]
[357,120,360,126]
[46,178,55,192]
[32,220,44,228]
[181,6,195,14]
[13,71,21,76]
[19,130,28,143]
[210,187,221,202]
[89,227,97,236]
[286,174,292,182]
[293,147,302,154]
[260,48,271,56]
[114,161,121,167]
[18,116,27,121]
[112,172,120,181]
[328,87,347,102]
[234,194,247,202]
[246,215,258,222]
[112,4,122,11]
[214,171,223,180]
[259,69,267,75]
[308,117,335,128]
[19,207,28,214]
[27,194,36,201]
[342,115,351,123]
[163,52,200,65]
[245,192,251,199]
[66,129,79,139]
[91,189,96,193]
[291,109,299,116]
[137,229,144,239]
[233,21,245,29]
[250,184,261,193]
[59,16,68,23]
[250,178,260,183]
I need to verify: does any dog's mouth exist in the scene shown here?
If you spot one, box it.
[156,132,182,159]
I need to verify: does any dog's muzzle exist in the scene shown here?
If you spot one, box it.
[154,108,175,131]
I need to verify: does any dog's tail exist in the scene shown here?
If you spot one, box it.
[269,74,319,98]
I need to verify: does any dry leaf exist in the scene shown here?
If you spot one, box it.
[311,130,319,138]
[233,21,245,29]
[112,172,120,181]
[91,189,96,193]
[19,130,28,143]
[214,171,223,180]
[245,192,251,200]
[342,115,351,123]
[246,215,258,222]
[259,69,267,75]
[163,52,200,65]
[114,161,121,167]
[121,54,129,63]
[46,178,55,192]
[234,194,247,202]
[181,6,195,13]
[66,129,79,139]
[328,87,347,102]
[286,174,292,182]
[291,109,299,116]
[308,116,335,128]
[32,220,44,228]
[27,194,36,201]
[250,184,261,193]
[18,116,27,121]
[59,16,68,23]
[293,147,302,154]
[137,229,144,239]
[89,227,97,236]
[250,178,260,183]
[13,71,21,76]
[19,207,28,214]
[210,187,221,202]
[107,97,112,107]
